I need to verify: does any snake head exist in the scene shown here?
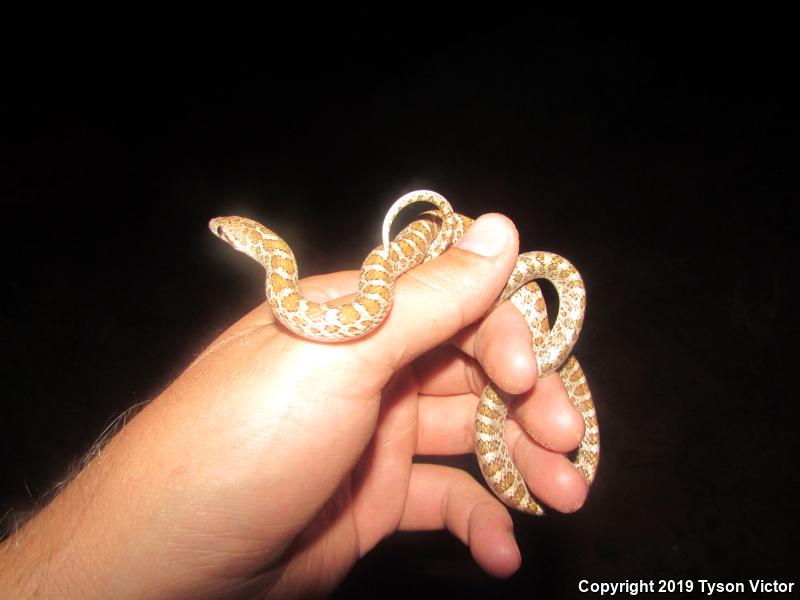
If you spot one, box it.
[208,216,264,254]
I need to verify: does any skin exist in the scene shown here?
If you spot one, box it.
[0,214,588,599]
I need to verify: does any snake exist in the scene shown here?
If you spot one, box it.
[209,190,599,514]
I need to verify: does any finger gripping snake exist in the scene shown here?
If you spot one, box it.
[209,190,599,514]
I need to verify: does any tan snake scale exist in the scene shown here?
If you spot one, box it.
[209,190,599,514]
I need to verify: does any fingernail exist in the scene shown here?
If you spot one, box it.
[455,214,510,257]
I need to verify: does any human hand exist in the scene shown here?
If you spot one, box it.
[0,214,589,599]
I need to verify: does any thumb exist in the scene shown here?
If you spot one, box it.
[361,213,520,369]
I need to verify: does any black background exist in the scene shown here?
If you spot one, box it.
[1,10,796,598]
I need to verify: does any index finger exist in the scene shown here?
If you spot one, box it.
[414,299,539,397]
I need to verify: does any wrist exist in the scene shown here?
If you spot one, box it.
[0,417,178,599]
[0,473,112,599]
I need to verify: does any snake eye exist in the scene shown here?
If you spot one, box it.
[216,225,225,237]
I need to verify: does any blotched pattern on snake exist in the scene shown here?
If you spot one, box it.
[209,190,599,514]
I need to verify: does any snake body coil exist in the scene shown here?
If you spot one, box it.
[210,190,599,514]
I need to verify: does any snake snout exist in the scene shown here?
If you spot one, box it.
[208,218,226,240]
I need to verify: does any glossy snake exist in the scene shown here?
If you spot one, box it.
[209,190,599,514]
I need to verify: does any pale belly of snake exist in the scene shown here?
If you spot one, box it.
[209,190,599,515]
